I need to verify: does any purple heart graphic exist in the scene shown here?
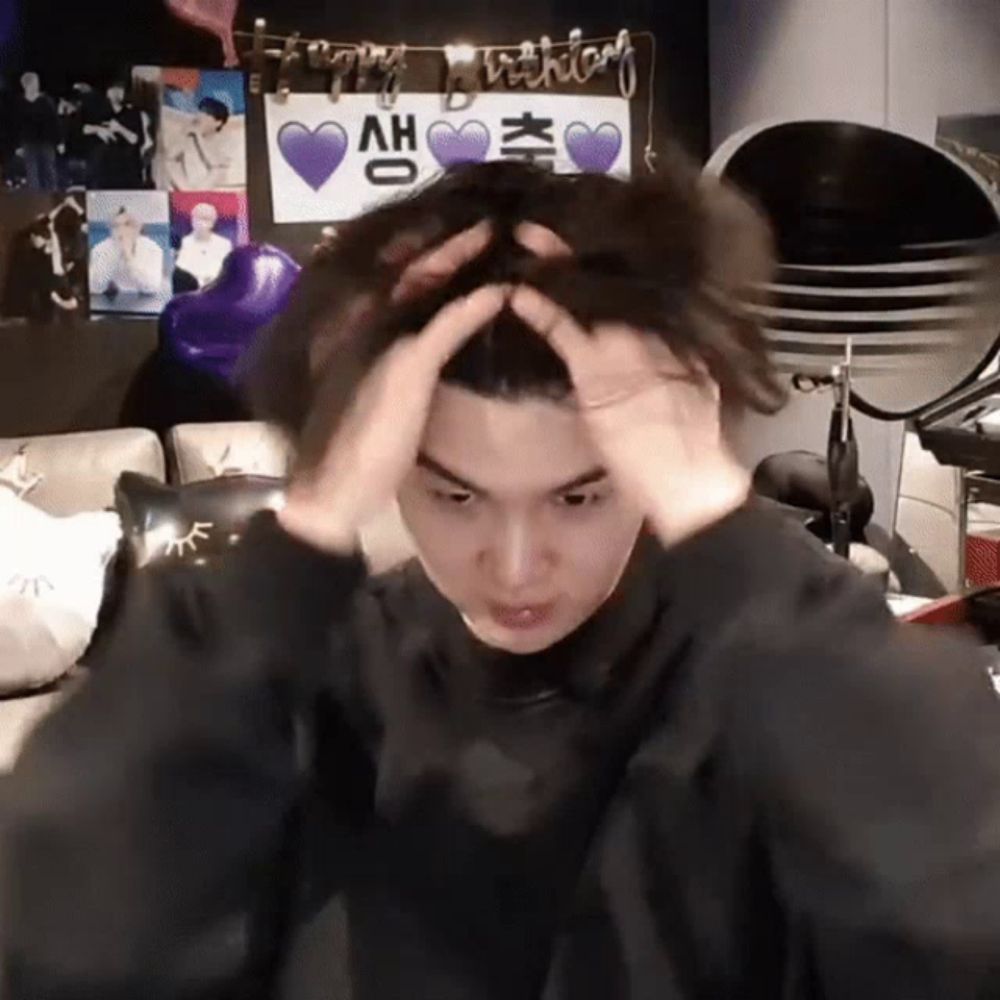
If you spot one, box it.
[277,121,348,191]
[427,120,491,168]
[564,122,623,174]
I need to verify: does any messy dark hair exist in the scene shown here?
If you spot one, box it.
[198,96,230,128]
[242,153,785,471]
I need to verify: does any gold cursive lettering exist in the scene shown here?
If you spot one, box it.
[481,28,637,98]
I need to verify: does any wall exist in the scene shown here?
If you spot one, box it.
[709,0,1000,533]
[887,0,1000,143]
[0,322,158,436]
[710,1,888,145]
[1,0,710,438]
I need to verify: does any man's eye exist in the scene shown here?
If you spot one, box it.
[557,491,605,509]
[432,489,475,506]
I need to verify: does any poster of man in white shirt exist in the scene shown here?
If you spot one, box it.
[153,69,247,192]
[86,190,171,315]
[173,199,239,289]
[169,190,247,295]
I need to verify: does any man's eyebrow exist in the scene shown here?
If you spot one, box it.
[554,468,608,492]
[416,453,484,494]
[416,453,607,496]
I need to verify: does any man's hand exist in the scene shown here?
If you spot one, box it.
[509,273,749,548]
[504,221,749,546]
[115,228,137,259]
[278,223,502,555]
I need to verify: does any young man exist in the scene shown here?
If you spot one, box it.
[4,160,1000,999]
[1,217,56,321]
[14,71,59,192]
[175,200,233,287]
[74,81,114,188]
[164,94,234,191]
[88,206,164,298]
[91,81,145,189]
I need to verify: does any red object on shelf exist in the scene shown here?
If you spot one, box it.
[967,532,1000,587]
[902,594,970,627]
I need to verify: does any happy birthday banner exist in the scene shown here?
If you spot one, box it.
[265,93,632,224]
[241,24,646,105]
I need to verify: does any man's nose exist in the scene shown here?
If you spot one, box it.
[485,517,551,593]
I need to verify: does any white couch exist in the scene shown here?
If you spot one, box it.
[0,428,165,771]
[0,422,418,773]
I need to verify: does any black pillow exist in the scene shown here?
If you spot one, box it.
[752,450,873,542]
[114,472,286,569]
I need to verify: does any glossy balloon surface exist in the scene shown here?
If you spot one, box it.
[160,244,302,384]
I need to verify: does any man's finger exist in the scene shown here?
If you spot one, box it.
[638,331,719,398]
[391,220,493,303]
[514,222,573,259]
[413,283,509,372]
[508,284,593,371]
[377,228,425,266]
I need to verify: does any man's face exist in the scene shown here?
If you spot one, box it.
[195,112,220,136]
[107,86,125,105]
[192,211,216,236]
[112,214,140,245]
[21,74,39,99]
[397,384,644,655]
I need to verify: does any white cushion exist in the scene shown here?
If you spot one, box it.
[0,428,165,516]
[167,421,294,484]
[0,491,121,694]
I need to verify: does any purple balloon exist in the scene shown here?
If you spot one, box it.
[278,121,349,191]
[426,120,491,167]
[565,122,623,174]
[160,244,302,383]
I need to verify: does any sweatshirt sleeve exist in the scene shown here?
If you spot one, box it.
[87,239,114,295]
[0,511,366,1000]
[692,517,1000,998]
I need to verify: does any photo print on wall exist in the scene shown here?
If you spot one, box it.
[0,70,157,192]
[0,192,88,324]
[149,67,247,192]
[87,189,172,316]
[169,190,248,293]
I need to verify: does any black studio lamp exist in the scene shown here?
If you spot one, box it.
[705,120,1000,557]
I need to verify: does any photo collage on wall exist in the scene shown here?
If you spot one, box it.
[0,66,248,323]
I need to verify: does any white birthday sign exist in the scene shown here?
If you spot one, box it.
[265,93,632,224]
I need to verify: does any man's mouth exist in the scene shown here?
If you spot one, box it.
[487,602,556,631]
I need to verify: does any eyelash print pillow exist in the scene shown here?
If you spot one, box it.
[114,472,286,569]
[0,491,122,694]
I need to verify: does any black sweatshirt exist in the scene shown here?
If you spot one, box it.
[4,508,1000,999]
